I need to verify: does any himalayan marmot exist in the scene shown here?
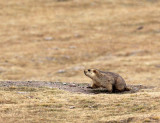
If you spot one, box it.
[84,68,130,93]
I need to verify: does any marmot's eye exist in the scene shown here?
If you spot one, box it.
[88,69,91,72]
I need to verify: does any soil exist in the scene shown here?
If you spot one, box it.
[0,81,155,94]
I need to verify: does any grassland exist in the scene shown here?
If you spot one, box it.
[0,0,160,122]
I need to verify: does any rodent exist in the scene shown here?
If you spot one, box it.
[84,68,130,93]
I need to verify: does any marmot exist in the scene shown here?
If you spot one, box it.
[84,68,130,93]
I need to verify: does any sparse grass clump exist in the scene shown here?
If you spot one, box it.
[0,86,160,122]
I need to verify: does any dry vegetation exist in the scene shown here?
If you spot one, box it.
[0,0,160,122]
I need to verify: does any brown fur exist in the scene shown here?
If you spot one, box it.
[84,69,130,93]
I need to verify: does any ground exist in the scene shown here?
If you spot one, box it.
[0,0,160,122]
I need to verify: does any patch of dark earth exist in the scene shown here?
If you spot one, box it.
[0,81,155,94]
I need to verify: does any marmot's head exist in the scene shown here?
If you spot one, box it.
[84,69,100,79]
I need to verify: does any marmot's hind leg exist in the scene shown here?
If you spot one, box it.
[112,85,117,93]
[115,76,125,92]
[104,84,113,93]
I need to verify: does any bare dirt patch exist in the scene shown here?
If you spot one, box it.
[0,81,154,94]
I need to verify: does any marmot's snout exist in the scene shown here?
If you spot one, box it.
[84,70,87,75]
[84,69,87,75]
[84,69,91,76]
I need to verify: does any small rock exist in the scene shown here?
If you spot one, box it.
[63,55,70,59]
[44,37,54,41]
[57,69,66,73]
[72,66,85,71]
[45,57,56,61]
[69,46,77,49]
[53,48,59,50]
[97,54,116,61]
[69,106,75,109]
[63,83,67,85]
[0,68,5,73]
[137,26,143,30]
[155,30,160,33]
[57,0,69,2]
[17,92,28,94]
[69,84,76,87]
[74,33,83,38]
[27,96,33,98]
[89,106,92,108]
[48,48,59,50]
[155,65,160,68]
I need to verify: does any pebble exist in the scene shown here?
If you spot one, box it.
[69,46,77,49]
[69,84,76,87]
[137,26,143,30]
[57,69,66,73]
[69,106,75,109]
[44,37,54,41]
[17,92,28,94]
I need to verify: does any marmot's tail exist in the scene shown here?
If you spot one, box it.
[125,87,131,91]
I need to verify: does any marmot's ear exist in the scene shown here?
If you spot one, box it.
[93,70,97,74]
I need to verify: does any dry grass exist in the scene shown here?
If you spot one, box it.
[0,0,160,122]
[0,86,160,123]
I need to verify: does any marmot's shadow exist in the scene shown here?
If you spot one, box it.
[75,84,154,94]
